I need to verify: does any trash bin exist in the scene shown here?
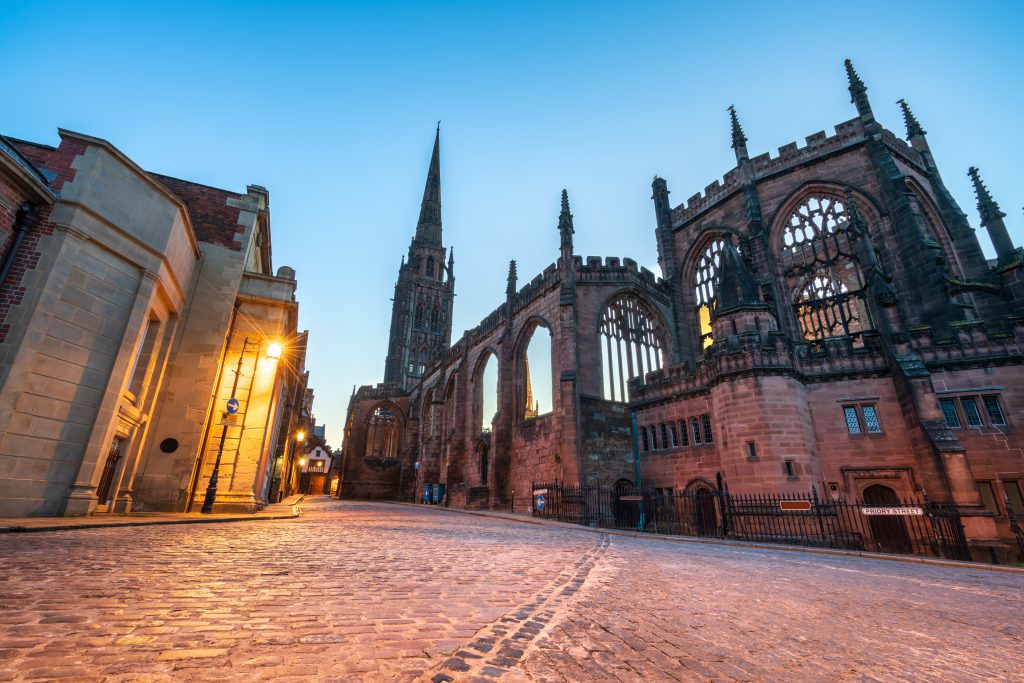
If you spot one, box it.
[423,483,433,504]
[433,483,445,505]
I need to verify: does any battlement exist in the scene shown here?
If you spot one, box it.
[670,117,869,227]
[576,255,665,291]
[632,331,890,404]
[355,383,406,401]
[906,319,1024,367]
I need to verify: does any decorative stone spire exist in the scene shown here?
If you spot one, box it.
[447,247,454,277]
[728,105,749,162]
[415,126,442,244]
[844,189,868,237]
[844,59,873,120]
[714,239,762,316]
[558,189,574,250]
[506,259,517,298]
[897,99,926,139]
[969,166,1017,261]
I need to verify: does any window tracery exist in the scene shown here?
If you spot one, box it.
[779,195,870,345]
[600,293,667,402]
[365,405,400,459]
[694,238,727,350]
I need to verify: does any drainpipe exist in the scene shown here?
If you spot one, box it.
[0,203,38,285]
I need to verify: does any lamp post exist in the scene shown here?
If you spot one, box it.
[202,337,261,514]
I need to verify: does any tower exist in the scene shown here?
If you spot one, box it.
[383,127,455,390]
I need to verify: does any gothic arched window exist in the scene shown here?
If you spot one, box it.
[600,293,667,402]
[430,305,441,333]
[365,405,400,459]
[693,238,727,350]
[477,352,499,433]
[780,195,870,345]
[426,256,435,277]
[521,323,552,420]
[414,300,425,328]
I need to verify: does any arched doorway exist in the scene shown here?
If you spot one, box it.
[862,484,912,554]
[478,443,489,485]
[691,486,717,537]
[612,478,640,529]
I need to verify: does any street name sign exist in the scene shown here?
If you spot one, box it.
[861,506,924,516]
[779,500,812,511]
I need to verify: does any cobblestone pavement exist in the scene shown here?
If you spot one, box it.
[0,498,1020,682]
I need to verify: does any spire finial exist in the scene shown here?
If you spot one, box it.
[728,105,749,163]
[415,127,442,244]
[843,188,868,237]
[896,99,925,138]
[969,166,1007,226]
[506,259,518,297]
[844,59,873,119]
[558,189,575,250]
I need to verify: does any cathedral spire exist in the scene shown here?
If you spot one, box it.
[558,189,574,251]
[447,247,454,277]
[415,126,442,244]
[844,59,874,120]
[897,99,926,139]
[728,105,749,163]
[969,166,1017,261]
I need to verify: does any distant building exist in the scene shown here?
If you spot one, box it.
[0,129,309,515]
[339,61,1024,561]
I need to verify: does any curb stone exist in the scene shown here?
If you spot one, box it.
[390,501,1024,575]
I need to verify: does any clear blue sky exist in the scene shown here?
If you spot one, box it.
[2,1,1022,448]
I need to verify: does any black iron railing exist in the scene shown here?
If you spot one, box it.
[531,481,970,561]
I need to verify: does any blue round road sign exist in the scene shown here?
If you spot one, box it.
[536,493,545,512]
[226,398,240,414]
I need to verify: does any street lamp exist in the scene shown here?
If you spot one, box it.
[202,337,261,514]
[266,342,282,363]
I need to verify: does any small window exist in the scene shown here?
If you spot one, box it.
[679,420,689,447]
[747,442,758,459]
[660,424,669,451]
[1005,481,1024,516]
[982,395,1006,426]
[640,427,649,452]
[861,405,881,433]
[690,418,702,445]
[784,460,796,478]
[977,481,999,514]
[650,426,659,450]
[669,423,677,448]
[701,415,713,444]
[939,399,961,429]
[843,406,861,434]
[961,397,982,427]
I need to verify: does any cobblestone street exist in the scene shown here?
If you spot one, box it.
[1,497,1021,682]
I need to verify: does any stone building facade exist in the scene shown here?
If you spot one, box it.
[0,129,309,516]
[341,62,1022,557]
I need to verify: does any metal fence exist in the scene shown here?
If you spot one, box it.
[531,481,970,561]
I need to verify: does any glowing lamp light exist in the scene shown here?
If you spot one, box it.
[299,457,307,467]
[266,342,282,363]
[296,431,306,442]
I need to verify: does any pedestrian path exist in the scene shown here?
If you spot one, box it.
[0,494,303,533]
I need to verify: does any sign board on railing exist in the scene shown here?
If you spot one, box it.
[861,506,924,516]
[779,500,812,511]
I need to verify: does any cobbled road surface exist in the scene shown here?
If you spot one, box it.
[0,497,1021,682]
